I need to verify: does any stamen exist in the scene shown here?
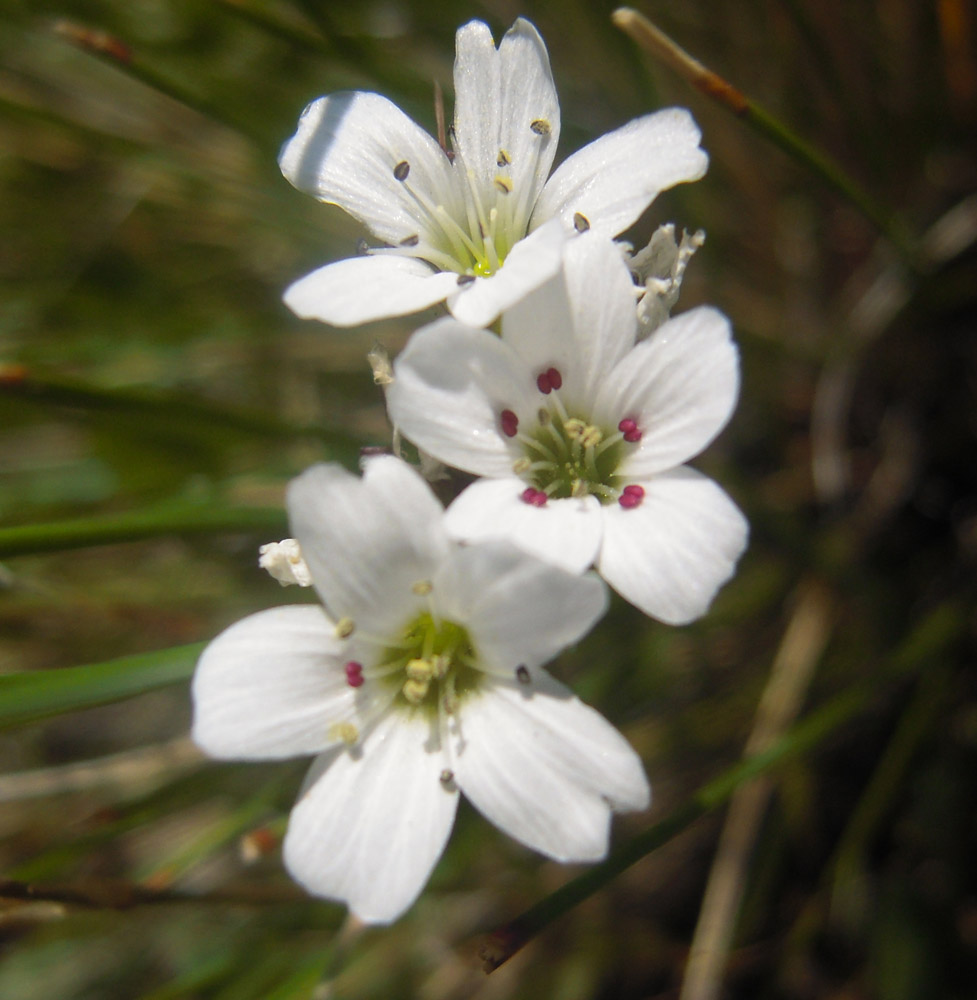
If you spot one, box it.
[344,661,364,688]
[618,418,643,443]
[329,721,359,745]
[457,274,476,286]
[618,483,646,509]
[497,149,512,167]
[493,175,513,194]
[520,487,548,507]
[403,677,430,704]
[500,409,519,437]
[393,160,410,181]
[406,658,434,682]
[335,617,355,639]
[515,665,531,684]
[440,768,455,785]
[512,457,532,474]
[530,118,552,135]
[573,212,590,233]
[399,234,420,247]
[579,425,603,449]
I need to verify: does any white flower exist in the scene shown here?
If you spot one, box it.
[258,538,313,587]
[192,456,649,924]
[278,18,708,328]
[386,236,748,625]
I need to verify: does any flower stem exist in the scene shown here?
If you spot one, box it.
[611,8,919,266]
[0,504,286,558]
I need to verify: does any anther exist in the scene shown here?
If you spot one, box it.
[393,160,410,181]
[335,617,355,639]
[344,661,364,688]
[440,769,455,785]
[403,677,430,704]
[493,175,513,194]
[573,212,590,233]
[619,484,646,509]
[515,665,531,684]
[406,658,434,682]
[329,721,359,745]
[497,149,512,167]
[618,418,643,443]
[500,409,519,437]
[411,580,433,595]
[457,274,476,286]
[536,366,562,394]
[520,487,548,507]
[564,417,586,439]
[579,425,603,449]
[399,234,420,247]
[512,457,531,474]
[530,118,551,135]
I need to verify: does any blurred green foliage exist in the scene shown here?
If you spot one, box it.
[1,1,976,998]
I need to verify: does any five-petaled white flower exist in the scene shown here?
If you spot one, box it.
[386,236,749,624]
[278,18,708,328]
[192,456,650,924]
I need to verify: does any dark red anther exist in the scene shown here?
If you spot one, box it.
[344,661,364,688]
[618,484,645,509]
[618,417,642,443]
[520,487,548,507]
[500,409,519,437]
[536,367,563,394]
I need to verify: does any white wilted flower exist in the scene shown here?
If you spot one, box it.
[278,18,708,329]
[192,456,649,924]
[387,235,748,625]
[258,539,313,587]
[628,224,706,335]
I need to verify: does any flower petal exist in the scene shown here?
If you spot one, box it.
[287,457,450,631]
[279,91,456,247]
[531,108,708,237]
[445,478,603,575]
[389,321,536,477]
[432,542,607,675]
[453,674,649,861]
[598,467,748,624]
[283,711,458,924]
[445,219,566,327]
[502,234,637,406]
[452,20,560,220]
[595,305,739,475]
[283,255,460,327]
[191,605,349,760]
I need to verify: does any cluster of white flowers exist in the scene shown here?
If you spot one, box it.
[192,18,748,926]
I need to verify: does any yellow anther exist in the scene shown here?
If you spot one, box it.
[493,175,513,194]
[571,478,588,497]
[512,457,532,474]
[334,617,355,639]
[406,658,434,682]
[403,677,430,704]
[328,721,359,745]
[580,425,603,448]
[431,654,451,679]
[497,149,512,166]
[564,418,586,439]
[530,118,551,135]
[411,580,433,595]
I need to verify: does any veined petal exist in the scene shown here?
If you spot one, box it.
[389,322,537,477]
[503,234,637,406]
[595,305,739,476]
[531,108,708,237]
[279,91,457,247]
[432,542,607,675]
[598,467,748,624]
[453,674,649,861]
[191,606,349,760]
[287,457,450,631]
[498,19,560,206]
[445,219,566,327]
[284,255,459,327]
[283,711,458,924]
[445,478,603,575]
[452,20,560,215]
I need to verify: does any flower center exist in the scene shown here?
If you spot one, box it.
[379,612,481,717]
[373,118,555,280]
[500,367,646,507]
